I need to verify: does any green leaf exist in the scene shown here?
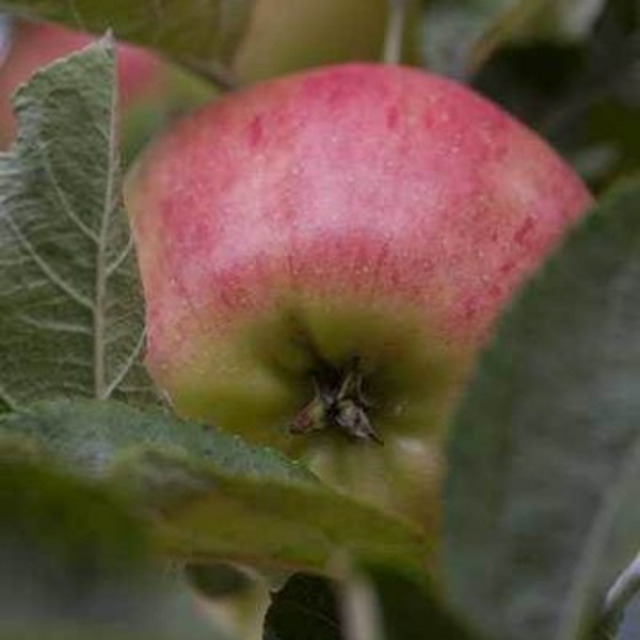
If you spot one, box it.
[365,563,477,640]
[120,448,430,575]
[421,0,530,78]
[442,178,640,640]
[0,0,255,75]
[564,442,640,640]
[0,37,158,410]
[513,0,606,43]
[0,455,226,640]
[0,398,314,483]
[0,451,148,575]
[422,0,605,79]
[0,399,427,575]
[186,563,256,600]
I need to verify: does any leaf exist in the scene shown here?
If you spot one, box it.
[0,399,428,575]
[263,563,475,640]
[365,563,477,640]
[0,397,315,483]
[442,178,640,640]
[563,442,640,640]
[471,0,639,190]
[186,563,255,600]
[619,597,640,640]
[575,0,639,188]
[0,37,158,410]
[0,455,226,640]
[421,0,605,79]
[120,448,430,575]
[513,0,606,43]
[0,450,148,576]
[421,0,533,79]
[0,0,255,76]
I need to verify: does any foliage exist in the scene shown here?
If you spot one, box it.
[0,36,156,411]
[443,180,640,640]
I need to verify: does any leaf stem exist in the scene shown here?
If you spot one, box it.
[94,55,119,400]
[600,553,640,635]
[383,0,408,65]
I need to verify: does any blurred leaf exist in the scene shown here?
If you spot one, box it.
[121,448,430,576]
[473,0,639,190]
[514,0,605,43]
[0,456,225,640]
[365,564,475,640]
[0,0,255,76]
[263,563,475,640]
[588,519,640,638]
[422,0,605,79]
[0,37,158,411]
[578,0,639,187]
[442,178,640,640]
[0,399,429,575]
[264,574,345,640]
[422,0,535,79]
[186,563,256,600]
[0,452,147,577]
[544,0,639,188]
[562,442,640,640]
[619,594,640,640]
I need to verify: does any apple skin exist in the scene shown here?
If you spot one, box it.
[0,20,161,147]
[126,63,591,457]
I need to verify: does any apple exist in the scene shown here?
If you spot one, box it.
[0,19,161,147]
[126,64,591,516]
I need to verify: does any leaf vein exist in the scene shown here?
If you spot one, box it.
[93,64,119,399]
[104,329,146,398]
[36,142,99,243]
[106,231,134,277]
[4,211,93,310]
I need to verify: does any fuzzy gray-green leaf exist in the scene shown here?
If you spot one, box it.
[0,398,313,484]
[0,38,157,410]
[442,179,640,640]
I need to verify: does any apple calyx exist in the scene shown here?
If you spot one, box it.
[290,358,383,445]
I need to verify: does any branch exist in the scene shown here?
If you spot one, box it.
[383,0,408,65]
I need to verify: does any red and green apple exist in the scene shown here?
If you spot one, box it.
[126,64,591,517]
